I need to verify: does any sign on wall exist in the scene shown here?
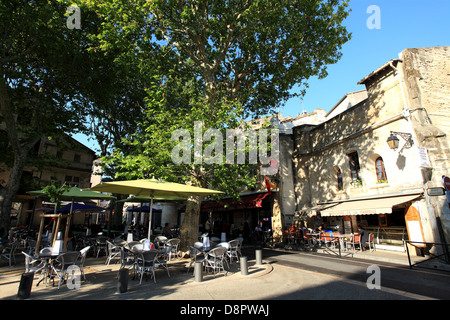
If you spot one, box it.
[443,176,450,208]
[417,147,432,168]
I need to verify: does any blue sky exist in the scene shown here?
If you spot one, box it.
[282,0,450,116]
[74,0,449,153]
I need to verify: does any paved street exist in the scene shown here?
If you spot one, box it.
[1,246,449,302]
[256,247,450,300]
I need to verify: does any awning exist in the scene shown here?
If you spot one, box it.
[319,194,422,217]
[202,192,271,211]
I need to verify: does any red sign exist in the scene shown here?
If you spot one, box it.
[444,176,450,191]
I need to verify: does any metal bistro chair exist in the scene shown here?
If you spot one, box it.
[187,246,206,274]
[154,236,168,249]
[137,250,159,284]
[118,247,138,280]
[106,240,121,265]
[215,242,230,269]
[205,246,227,278]
[125,241,140,251]
[319,232,338,249]
[22,251,47,275]
[349,233,362,251]
[365,233,376,252]
[227,239,241,264]
[76,246,91,281]
[156,245,172,278]
[1,241,19,266]
[95,236,108,258]
[166,238,180,261]
[50,251,80,289]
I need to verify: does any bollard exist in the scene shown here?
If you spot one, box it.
[17,272,34,300]
[240,256,248,276]
[194,261,203,282]
[255,249,262,265]
[117,268,128,294]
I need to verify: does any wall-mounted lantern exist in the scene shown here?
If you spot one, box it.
[387,131,413,150]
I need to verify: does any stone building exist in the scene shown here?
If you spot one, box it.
[292,46,449,253]
[1,134,97,226]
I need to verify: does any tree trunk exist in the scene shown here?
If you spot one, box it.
[0,151,30,238]
[0,78,40,238]
[179,195,201,255]
[112,197,125,229]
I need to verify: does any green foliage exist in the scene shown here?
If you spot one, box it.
[80,0,351,198]
[41,182,71,204]
[0,1,104,166]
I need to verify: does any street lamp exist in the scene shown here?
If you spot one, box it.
[386,131,413,150]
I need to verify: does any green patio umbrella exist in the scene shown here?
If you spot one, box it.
[29,186,116,201]
[89,179,223,238]
[28,187,116,251]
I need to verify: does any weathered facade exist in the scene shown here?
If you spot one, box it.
[291,46,449,253]
[1,134,97,226]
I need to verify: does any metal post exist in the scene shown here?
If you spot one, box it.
[240,256,248,275]
[17,273,34,300]
[338,238,341,258]
[255,249,262,265]
[405,241,413,269]
[117,268,128,294]
[194,261,203,282]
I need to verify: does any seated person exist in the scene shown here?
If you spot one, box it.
[162,223,173,238]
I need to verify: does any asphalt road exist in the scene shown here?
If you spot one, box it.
[252,247,450,300]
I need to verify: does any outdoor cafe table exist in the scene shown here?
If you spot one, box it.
[306,233,321,245]
[332,234,353,251]
[35,251,62,287]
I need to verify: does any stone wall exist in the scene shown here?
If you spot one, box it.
[292,47,450,244]
[400,46,450,242]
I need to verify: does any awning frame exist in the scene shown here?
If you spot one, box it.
[316,192,423,217]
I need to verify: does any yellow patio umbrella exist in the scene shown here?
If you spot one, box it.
[89,179,223,238]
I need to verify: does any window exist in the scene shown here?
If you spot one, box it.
[347,151,361,182]
[375,157,388,182]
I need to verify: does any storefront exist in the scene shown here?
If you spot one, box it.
[201,191,273,238]
[315,192,424,251]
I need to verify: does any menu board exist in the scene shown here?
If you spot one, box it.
[406,221,425,247]
[405,206,426,248]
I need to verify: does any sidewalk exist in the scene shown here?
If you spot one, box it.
[270,243,450,272]
[2,246,446,301]
[0,254,274,300]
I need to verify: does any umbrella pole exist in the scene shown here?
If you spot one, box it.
[28,196,38,231]
[53,214,62,247]
[63,198,74,252]
[108,200,114,238]
[35,215,45,254]
[147,196,154,239]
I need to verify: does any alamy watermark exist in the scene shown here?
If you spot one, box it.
[171,121,279,175]
[367,5,381,30]
[66,265,82,290]
[66,4,81,29]
[366,264,381,290]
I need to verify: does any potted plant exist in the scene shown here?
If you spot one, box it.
[350,180,363,187]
